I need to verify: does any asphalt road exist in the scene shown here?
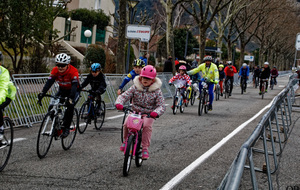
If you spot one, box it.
[0,76,298,190]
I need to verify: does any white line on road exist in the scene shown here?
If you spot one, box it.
[13,138,27,143]
[160,96,278,190]
[107,114,125,120]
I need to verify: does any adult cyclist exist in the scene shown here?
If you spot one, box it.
[253,65,261,87]
[0,51,16,141]
[187,55,219,111]
[38,53,80,138]
[224,61,237,96]
[117,59,145,95]
[259,62,271,94]
[270,66,279,86]
[238,63,250,92]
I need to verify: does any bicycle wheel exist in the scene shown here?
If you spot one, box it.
[78,102,89,134]
[37,112,54,159]
[180,104,184,113]
[0,117,13,171]
[198,93,205,116]
[95,101,106,130]
[123,135,134,176]
[241,79,244,94]
[135,130,143,167]
[261,85,265,99]
[121,111,128,143]
[61,108,78,150]
[191,91,196,106]
[185,89,190,107]
[172,96,178,115]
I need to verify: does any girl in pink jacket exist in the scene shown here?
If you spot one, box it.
[115,65,166,159]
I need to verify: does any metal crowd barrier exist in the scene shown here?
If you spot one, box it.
[5,72,175,128]
[218,76,298,190]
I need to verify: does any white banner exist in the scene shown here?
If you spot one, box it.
[244,55,254,61]
[296,33,300,50]
[126,25,151,42]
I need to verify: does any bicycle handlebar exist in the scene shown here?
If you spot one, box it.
[121,106,159,119]
[37,94,68,107]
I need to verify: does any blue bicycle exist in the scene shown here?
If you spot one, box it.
[171,83,186,115]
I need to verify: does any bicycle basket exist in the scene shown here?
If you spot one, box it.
[49,98,60,106]
[127,114,143,131]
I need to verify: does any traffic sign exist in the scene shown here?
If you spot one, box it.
[126,25,151,42]
[244,55,254,61]
[296,33,300,50]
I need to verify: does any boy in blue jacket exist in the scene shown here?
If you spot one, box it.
[117,59,145,95]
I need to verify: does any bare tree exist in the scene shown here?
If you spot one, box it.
[116,0,127,73]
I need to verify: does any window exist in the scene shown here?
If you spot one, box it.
[94,0,101,10]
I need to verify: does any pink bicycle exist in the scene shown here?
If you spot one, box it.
[122,107,152,176]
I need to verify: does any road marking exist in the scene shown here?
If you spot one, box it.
[279,85,285,88]
[107,114,124,120]
[165,104,169,106]
[13,138,27,143]
[160,96,277,190]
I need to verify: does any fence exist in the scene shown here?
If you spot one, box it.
[218,75,298,190]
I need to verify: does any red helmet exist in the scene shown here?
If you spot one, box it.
[140,65,157,79]
[179,65,186,70]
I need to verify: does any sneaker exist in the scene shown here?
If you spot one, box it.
[196,95,200,100]
[259,91,262,95]
[183,99,187,104]
[265,90,268,93]
[142,149,149,160]
[171,105,174,109]
[0,129,4,141]
[244,89,246,92]
[229,93,232,96]
[221,93,223,96]
[208,104,213,111]
[120,143,126,152]
[61,128,70,138]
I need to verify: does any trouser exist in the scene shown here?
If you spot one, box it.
[49,90,80,129]
[240,77,247,90]
[219,80,224,93]
[271,77,277,85]
[123,116,155,150]
[260,79,268,91]
[225,76,234,93]
[0,98,12,126]
[199,82,215,105]
[180,88,187,99]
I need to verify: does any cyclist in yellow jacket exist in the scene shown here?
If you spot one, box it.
[187,55,219,111]
[0,51,16,141]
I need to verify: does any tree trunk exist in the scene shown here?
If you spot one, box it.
[199,27,206,61]
[165,0,176,74]
[227,40,232,62]
[217,33,223,58]
[116,0,127,74]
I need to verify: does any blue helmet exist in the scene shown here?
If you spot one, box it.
[91,63,101,72]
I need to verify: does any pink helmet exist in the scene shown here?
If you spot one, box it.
[140,65,157,79]
[179,65,186,70]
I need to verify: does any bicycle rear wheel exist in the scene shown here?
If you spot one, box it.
[78,102,89,134]
[95,101,106,130]
[61,109,78,150]
[37,112,54,159]
[135,131,143,167]
[123,135,134,176]
[191,91,196,106]
[0,117,14,171]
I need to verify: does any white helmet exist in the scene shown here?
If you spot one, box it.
[264,62,269,65]
[55,53,70,64]
[242,63,247,67]
[227,61,232,65]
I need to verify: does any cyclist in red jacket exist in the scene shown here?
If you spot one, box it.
[224,61,237,96]
[38,53,80,138]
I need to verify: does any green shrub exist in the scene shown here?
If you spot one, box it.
[84,44,106,68]
[71,8,110,29]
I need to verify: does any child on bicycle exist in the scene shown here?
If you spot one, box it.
[0,51,16,141]
[115,65,166,160]
[218,64,225,96]
[169,65,191,106]
[80,63,106,109]
[117,59,145,95]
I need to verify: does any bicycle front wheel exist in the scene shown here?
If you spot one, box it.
[0,117,14,171]
[95,101,106,130]
[198,93,203,116]
[61,109,78,150]
[204,95,208,114]
[78,102,89,134]
[135,131,143,167]
[37,112,54,159]
[191,91,196,106]
[123,135,134,176]
[173,97,178,115]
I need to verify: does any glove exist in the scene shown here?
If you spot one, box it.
[169,83,172,86]
[150,112,158,118]
[65,97,73,105]
[38,93,45,101]
[116,104,124,111]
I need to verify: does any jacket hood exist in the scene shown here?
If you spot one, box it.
[133,76,162,92]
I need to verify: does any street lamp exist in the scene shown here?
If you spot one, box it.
[125,0,140,74]
[184,24,192,60]
[84,29,92,51]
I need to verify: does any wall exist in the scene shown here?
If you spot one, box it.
[53,17,66,39]
[99,0,115,44]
